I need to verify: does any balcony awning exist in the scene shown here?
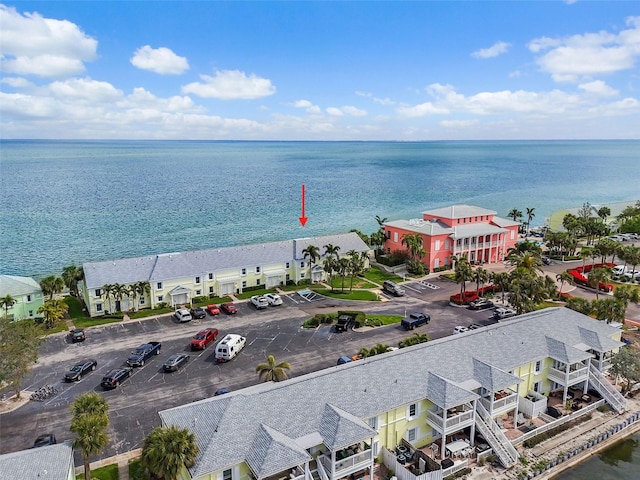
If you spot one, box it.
[168,285,191,295]
[264,269,286,278]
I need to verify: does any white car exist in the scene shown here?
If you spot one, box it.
[173,308,192,322]
[264,293,283,306]
[453,326,469,334]
[250,295,269,309]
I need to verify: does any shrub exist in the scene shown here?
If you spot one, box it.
[303,317,320,328]
[376,250,410,266]
[192,296,207,304]
[523,414,592,448]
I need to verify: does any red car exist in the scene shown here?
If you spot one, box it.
[207,304,220,315]
[190,328,219,350]
[220,302,238,314]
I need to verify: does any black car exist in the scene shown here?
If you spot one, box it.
[69,328,86,342]
[400,312,430,330]
[64,359,98,381]
[468,298,494,310]
[190,307,206,319]
[32,433,57,448]
[100,367,133,390]
[335,314,355,332]
[214,388,230,396]
[163,353,190,372]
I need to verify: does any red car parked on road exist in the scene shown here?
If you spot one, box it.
[190,328,219,350]
[207,304,220,315]
[220,302,238,314]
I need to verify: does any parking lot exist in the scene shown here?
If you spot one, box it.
[0,283,509,459]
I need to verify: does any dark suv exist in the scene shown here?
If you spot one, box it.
[190,307,207,319]
[100,367,133,390]
[69,328,86,343]
[401,312,430,330]
[335,314,355,332]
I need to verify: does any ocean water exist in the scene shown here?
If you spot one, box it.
[554,432,640,480]
[1,140,639,278]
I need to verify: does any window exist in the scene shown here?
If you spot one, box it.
[408,403,417,418]
[196,290,201,296]
[28,310,33,317]
[533,381,541,393]
[445,239,450,249]
[26,294,32,302]
[300,261,305,268]
[96,303,103,312]
[535,361,542,373]
[368,416,378,430]
[157,296,163,302]
[156,282,162,289]
[95,289,102,297]
[256,279,261,286]
[286,262,290,268]
[373,440,380,457]
[208,273,213,280]
[393,232,398,243]
[435,239,441,251]
[195,276,201,284]
[510,230,515,240]
[241,268,246,275]
[242,281,247,288]
[286,274,291,281]
[407,428,417,442]
[301,272,306,279]
[140,296,145,305]
[223,469,232,480]
[209,286,214,294]
[256,266,261,274]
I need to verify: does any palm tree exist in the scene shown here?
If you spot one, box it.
[37,298,69,329]
[336,257,351,292]
[597,206,611,224]
[526,207,536,235]
[491,272,511,304]
[141,425,198,480]
[579,246,593,271]
[135,281,151,310]
[375,215,388,231]
[70,392,110,480]
[102,284,114,313]
[127,284,138,312]
[508,208,523,223]
[323,244,341,288]
[506,251,544,276]
[302,244,320,283]
[112,283,126,311]
[588,267,612,300]
[346,249,365,292]
[473,267,489,295]
[256,354,291,382]
[62,265,84,297]
[0,294,16,319]
[39,275,65,300]
[556,271,574,297]
[454,256,473,300]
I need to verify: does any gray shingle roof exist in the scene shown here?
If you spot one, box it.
[83,232,370,288]
[318,404,376,450]
[0,442,74,480]
[159,307,622,476]
[246,424,311,479]
[473,358,522,392]
[0,275,42,296]
[425,372,479,409]
[545,336,592,364]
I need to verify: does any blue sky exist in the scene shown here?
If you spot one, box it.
[1,1,639,140]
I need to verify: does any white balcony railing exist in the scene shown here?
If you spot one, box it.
[426,409,474,431]
[319,450,371,477]
[548,366,589,384]
[480,390,518,412]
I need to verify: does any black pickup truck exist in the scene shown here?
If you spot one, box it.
[335,314,355,332]
[127,342,161,367]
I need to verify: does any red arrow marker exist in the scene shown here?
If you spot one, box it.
[299,184,308,227]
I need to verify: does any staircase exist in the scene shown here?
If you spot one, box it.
[475,402,519,468]
[589,364,626,413]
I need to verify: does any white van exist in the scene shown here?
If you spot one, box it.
[174,308,192,322]
[215,334,247,363]
[613,265,628,276]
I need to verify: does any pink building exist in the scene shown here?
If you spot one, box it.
[383,205,520,271]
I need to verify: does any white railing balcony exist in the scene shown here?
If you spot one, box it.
[480,390,518,412]
[319,450,371,477]
[427,408,474,431]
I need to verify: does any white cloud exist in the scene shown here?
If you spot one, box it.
[1,76,35,88]
[326,105,367,117]
[130,45,189,75]
[509,70,521,79]
[326,107,343,116]
[48,77,122,102]
[578,80,619,97]
[472,41,511,59]
[0,4,97,77]
[440,119,479,128]
[528,16,640,82]
[397,102,450,118]
[291,99,321,113]
[182,70,276,99]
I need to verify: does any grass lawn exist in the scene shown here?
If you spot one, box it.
[362,266,404,284]
[329,277,378,290]
[129,459,143,480]
[311,288,379,301]
[235,289,277,300]
[77,463,119,480]
[361,314,403,326]
[74,316,124,329]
